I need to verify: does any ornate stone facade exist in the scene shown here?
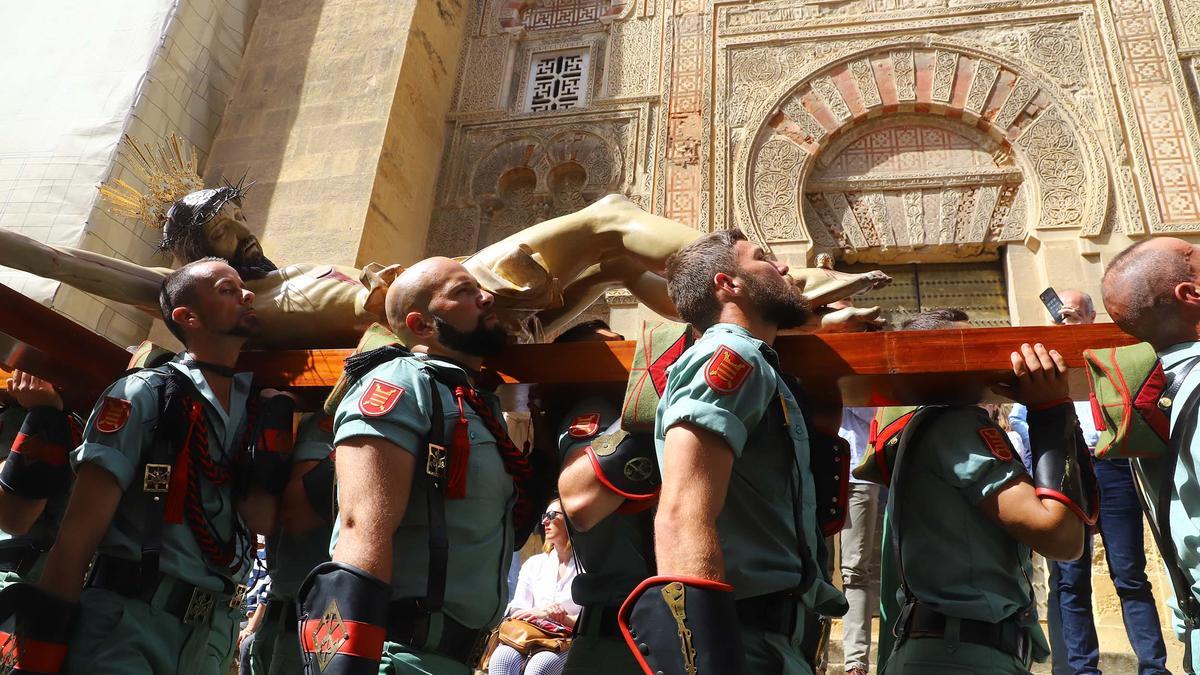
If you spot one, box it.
[426,0,1200,651]
[433,0,1200,327]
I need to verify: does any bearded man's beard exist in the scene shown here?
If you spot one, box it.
[739,270,811,329]
[226,312,261,338]
[230,251,278,281]
[434,316,509,357]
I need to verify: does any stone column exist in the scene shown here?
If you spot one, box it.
[204,0,469,269]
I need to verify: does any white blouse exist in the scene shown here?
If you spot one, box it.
[506,551,583,616]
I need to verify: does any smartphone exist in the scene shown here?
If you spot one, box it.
[1040,287,1064,324]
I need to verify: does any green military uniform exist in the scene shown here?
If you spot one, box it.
[69,358,256,675]
[556,396,651,675]
[881,406,1049,674]
[654,323,846,674]
[1152,341,1200,670]
[0,404,69,586]
[331,353,516,674]
[250,412,334,675]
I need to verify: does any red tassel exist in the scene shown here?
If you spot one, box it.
[164,402,201,524]
[446,388,471,499]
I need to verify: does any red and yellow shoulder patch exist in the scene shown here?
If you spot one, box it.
[568,413,601,439]
[978,426,1014,462]
[95,397,132,433]
[358,379,405,417]
[704,345,754,395]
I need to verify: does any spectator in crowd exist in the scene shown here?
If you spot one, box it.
[239,537,271,675]
[839,406,881,675]
[1010,289,1168,675]
[489,500,581,675]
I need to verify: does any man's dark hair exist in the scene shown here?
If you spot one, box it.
[1102,240,1192,340]
[900,308,970,331]
[159,257,226,344]
[666,229,748,329]
[160,180,276,280]
[554,319,615,343]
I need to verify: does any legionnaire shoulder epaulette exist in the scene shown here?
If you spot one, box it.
[324,323,405,415]
[621,321,693,432]
[853,406,921,485]
[1084,342,1200,459]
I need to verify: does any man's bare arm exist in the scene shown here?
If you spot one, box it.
[38,464,123,602]
[0,228,167,310]
[279,459,327,535]
[330,437,415,583]
[237,487,279,536]
[558,445,626,532]
[979,477,1084,561]
[654,423,734,581]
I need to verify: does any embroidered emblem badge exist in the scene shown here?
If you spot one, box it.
[358,379,405,417]
[95,397,132,433]
[704,345,754,394]
[978,427,1014,461]
[568,413,601,439]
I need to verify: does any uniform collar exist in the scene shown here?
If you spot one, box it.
[703,323,778,363]
[1159,340,1200,369]
[168,356,253,439]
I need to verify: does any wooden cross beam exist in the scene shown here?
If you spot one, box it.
[0,283,1139,413]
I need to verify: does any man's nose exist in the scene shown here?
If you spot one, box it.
[775,261,789,276]
[479,289,495,308]
[242,288,255,305]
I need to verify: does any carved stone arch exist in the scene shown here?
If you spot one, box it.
[470,128,622,246]
[737,35,1110,260]
[498,0,627,32]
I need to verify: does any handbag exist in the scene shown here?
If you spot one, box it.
[496,616,572,656]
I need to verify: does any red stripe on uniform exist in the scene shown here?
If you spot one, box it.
[10,434,68,467]
[299,619,386,661]
[0,631,68,673]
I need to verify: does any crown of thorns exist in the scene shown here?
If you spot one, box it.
[159,177,253,253]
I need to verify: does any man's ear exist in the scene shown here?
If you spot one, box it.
[714,272,738,300]
[171,306,199,332]
[1176,282,1200,307]
[405,311,436,339]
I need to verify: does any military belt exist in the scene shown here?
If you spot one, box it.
[0,543,47,576]
[736,590,800,636]
[86,554,248,627]
[265,596,298,631]
[386,599,485,665]
[899,602,1033,669]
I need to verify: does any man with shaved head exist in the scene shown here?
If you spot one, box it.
[299,257,536,675]
[1102,237,1200,673]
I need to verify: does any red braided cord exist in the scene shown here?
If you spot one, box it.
[457,387,534,528]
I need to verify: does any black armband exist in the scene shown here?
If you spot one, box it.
[1027,401,1099,525]
[619,576,743,675]
[0,407,73,500]
[300,454,336,523]
[585,430,660,502]
[250,394,295,496]
[0,581,79,673]
[298,562,390,674]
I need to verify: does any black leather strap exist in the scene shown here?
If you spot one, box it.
[386,599,484,665]
[0,543,46,576]
[87,554,237,624]
[576,603,621,638]
[419,367,450,616]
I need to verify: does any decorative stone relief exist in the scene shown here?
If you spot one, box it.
[893,50,916,101]
[738,38,1109,256]
[457,35,512,112]
[931,51,958,103]
[607,18,657,98]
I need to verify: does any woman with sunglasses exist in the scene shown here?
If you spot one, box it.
[488,499,581,675]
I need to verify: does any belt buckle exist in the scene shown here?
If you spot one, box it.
[183,587,216,626]
[229,584,249,610]
[143,463,172,493]
[426,443,447,478]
